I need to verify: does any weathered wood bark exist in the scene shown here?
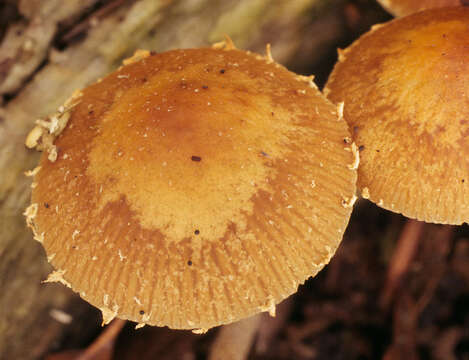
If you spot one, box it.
[0,0,387,358]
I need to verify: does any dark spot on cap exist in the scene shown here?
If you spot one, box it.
[271,112,275,116]
[461,0,469,6]
[187,260,193,266]
[220,69,225,74]
[88,110,94,115]
[44,203,50,208]
[376,149,380,153]
[462,179,466,183]
[150,51,157,56]
[139,310,145,315]
[194,229,200,235]
[359,145,365,151]
[141,77,148,83]
[202,85,208,89]
[191,156,202,162]
[260,151,269,157]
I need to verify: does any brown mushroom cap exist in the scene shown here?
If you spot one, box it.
[325,8,469,225]
[377,0,464,17]
[28,46,357,330]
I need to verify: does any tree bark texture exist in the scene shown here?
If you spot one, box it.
[0,0,388,359]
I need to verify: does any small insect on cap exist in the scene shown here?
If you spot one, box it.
[325,8,469,224]
[26,42,357,330]
[377,0,465,17]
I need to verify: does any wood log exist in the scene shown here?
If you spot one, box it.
[0,0,99,95]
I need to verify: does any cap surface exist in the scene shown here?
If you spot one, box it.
[325,8,469,224]
[377,0,465,17]
[29,47,357,329]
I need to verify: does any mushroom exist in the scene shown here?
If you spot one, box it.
[377,0,466,17]
[324,8,469,224]
[25,41,357,330]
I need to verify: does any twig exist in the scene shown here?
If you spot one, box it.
[379,219,425,310]
[383,224,454,359]
[383,292,419,360]
[60,0,130,44]
[414,225,453,315]
[76,319,126,360]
